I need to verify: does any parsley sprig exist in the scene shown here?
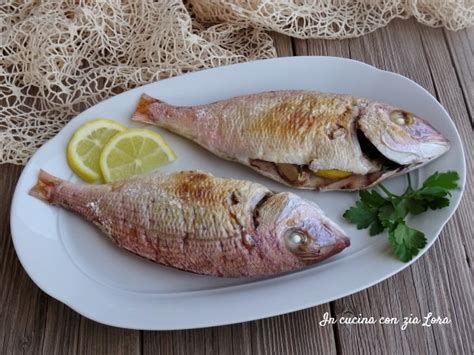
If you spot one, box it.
[343,171,460,262]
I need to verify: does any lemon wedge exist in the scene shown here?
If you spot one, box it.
[67,119,126,182]
[313,169,353,179]
[99,128,176,182]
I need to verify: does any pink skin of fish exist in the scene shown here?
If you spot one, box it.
[131,91,450,191]
[30,170,350,277]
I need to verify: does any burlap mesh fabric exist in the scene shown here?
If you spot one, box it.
[1,0,472,164]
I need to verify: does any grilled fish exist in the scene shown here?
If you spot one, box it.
[132,91,450,191]
[30,170,349,277]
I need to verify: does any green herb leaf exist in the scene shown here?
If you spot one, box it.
[418,186,451,198]
[369,217,385,236]
[343,201,377,229]
[394,197,410,220]
[421,171,459,190]
[388,222,426,262]
[359,190,387,208]
[342,170,459,262]
[405,197,428,215]
[378,204,397,229]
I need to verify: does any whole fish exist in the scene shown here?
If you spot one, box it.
[30,170,349,277]
[132,91,450,191]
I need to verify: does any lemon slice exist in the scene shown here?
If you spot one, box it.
[100,128,176,182]
[67,119,126,182]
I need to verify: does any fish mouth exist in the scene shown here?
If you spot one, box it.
[257,192,350,263]
[249,120,448,191]
[292,238,350,263]
[292,222,351,263]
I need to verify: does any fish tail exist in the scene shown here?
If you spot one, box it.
[131,94,198,137]
[131,93,167,124]
[29,170,64,202]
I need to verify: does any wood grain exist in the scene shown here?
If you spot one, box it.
[143,307,336,355]
[444,27,474,124]
[0,20,472,355]
[293,18,473,355]
[354,20,473,355]
[0,165,48,355]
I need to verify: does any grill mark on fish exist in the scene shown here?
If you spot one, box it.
[173,171,213,202]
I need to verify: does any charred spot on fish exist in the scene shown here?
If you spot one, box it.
[135,94,156,117]
[175,174,212,200]
[252,192,272,229]
[186,171,209,182]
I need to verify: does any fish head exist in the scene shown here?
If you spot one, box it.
[254,192,350,264]
[357,101,450,166]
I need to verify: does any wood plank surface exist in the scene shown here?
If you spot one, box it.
[444,27,474,124]
[0,20,472,355]
[322,19,473,355]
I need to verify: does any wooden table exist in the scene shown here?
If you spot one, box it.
[1,19,472,354]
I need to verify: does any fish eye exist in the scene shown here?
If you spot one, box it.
[284,230,308,250]
[390,110,414,126]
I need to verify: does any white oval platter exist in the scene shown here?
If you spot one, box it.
[11,57,466,330]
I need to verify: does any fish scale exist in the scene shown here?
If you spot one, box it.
[132,90,449,191]
[30,169,350,277]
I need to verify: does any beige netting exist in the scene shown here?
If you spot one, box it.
[191,1,474,39]
[1,1,472,165]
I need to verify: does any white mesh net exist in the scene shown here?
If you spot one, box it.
[1,0,472,164]
[191,0,474,39]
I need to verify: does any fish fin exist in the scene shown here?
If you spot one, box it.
[29,170,63,202]
[131,94,163,124]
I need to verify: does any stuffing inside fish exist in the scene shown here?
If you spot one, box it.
[30,170,350,277]
[132,91,450,191]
